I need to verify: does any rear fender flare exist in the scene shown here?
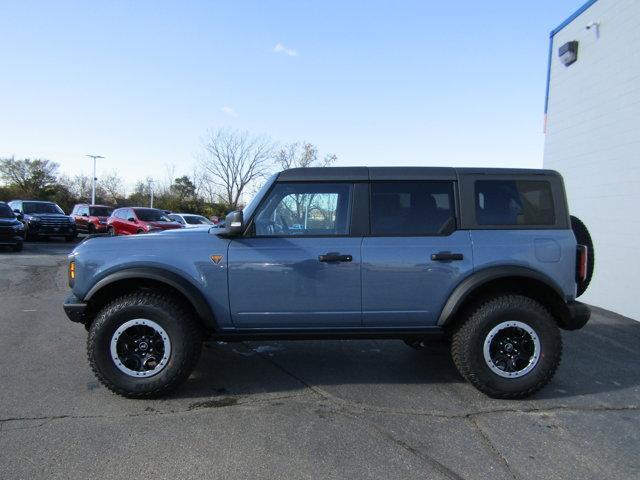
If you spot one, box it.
[437,266,566,327]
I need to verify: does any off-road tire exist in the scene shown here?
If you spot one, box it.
[451,295,562,399]
[87,291,202,398]
[570,215,594,297]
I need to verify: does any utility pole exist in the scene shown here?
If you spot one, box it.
[86,154,104,204]
[149,179,155,208]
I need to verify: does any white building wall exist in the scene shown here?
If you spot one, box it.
[544,0,640,320]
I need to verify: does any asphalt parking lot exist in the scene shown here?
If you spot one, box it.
[1,239,639,480]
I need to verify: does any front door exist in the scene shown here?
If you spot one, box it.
[362,181,473,327]
[228,182,361,328]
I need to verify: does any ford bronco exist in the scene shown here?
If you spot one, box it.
[63,167,593,399]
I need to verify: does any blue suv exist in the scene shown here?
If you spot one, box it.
[63,167,593,399]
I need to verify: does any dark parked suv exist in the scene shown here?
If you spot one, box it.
[0,201,25,251]
[9,200,77,241]
[64,167,593,399]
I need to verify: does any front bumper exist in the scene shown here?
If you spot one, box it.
[30,224,77,236]
[561,300,591,330]
[0,234,23,245]
[63,294,88,323]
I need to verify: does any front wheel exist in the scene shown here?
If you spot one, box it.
[451,295,562,399]
[87,292,203,398]
[107,226,116,236]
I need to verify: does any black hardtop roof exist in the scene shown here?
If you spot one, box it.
[277,167,560,182]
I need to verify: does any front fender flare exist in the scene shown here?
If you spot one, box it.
[84,267,217,329]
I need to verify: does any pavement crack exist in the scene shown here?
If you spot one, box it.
[468,416,518,480]
[337,410,466,480]
[246,343,331,400]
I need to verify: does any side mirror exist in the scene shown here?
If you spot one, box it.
[225,211,244,235]
[128,217,136,223]
[82,213,89,217]
[14,211,23,220]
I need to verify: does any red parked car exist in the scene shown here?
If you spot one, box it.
[106,207,183,235]
[71,204,114,234]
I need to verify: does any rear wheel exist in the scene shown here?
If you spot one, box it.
[570,215,594,297]
[451,295,562,399]
[87,291,202,398]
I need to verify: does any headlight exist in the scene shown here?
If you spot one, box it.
[29,217,41,223]
[68,217,75,224]
[13,223,24,231]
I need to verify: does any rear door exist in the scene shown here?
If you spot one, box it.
[362,180,473,327]
[228,181,363,328]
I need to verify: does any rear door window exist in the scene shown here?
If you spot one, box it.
[475,180,555,226]
[370,182,456,235]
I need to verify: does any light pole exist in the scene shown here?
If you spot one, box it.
[86,154,104,204]
[149,179,155,208]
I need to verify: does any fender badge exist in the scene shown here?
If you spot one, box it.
[210,255,224,264]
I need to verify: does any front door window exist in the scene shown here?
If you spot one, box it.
[253,183,352,236]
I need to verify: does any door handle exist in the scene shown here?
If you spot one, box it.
[319,253,353,262]
[431,252,464,261]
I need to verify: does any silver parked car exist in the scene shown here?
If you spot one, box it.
[168,213,214,228]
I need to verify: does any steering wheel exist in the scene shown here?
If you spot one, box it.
[264,215,289,235]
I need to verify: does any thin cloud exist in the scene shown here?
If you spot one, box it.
[273,42,297,57]
[221,105,238,117]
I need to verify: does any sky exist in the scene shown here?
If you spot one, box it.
[0,0,584,189]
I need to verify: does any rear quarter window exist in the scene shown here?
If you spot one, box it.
[475,180,555,226]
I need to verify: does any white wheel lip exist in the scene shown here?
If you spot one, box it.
[483,320,541,379]
[110,319,171,378]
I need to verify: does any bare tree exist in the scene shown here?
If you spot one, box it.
[276,142,337,170]
[59,173,93,200]
[200,128,274,209]
[99,170,125,204]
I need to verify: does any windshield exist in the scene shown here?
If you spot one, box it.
[134,209,172,222]
[23,202,64,214]
[90,206,113,217]
[184,215,212,225]
[0,204,15,218]
[242,174,278,221]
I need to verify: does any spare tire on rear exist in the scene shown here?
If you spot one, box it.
[570,215,594,297]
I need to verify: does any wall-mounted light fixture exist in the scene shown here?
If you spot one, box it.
[559,41,579,66]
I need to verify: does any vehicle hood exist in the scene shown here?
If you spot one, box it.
[27,213,69,219]
[0,218,20,226]
[74,227,227,254]
[148,221,182,229]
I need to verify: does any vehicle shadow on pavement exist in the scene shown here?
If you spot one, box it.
[171,309,640,404]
